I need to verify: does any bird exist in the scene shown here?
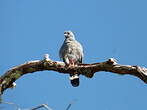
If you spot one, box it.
[59,31,84,87]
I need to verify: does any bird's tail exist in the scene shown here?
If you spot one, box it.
[69,74,79,87]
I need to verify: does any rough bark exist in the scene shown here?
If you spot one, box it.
[0,54,147,95]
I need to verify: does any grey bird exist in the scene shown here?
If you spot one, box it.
[59,31,84,87]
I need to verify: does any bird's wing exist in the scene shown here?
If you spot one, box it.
[59,42,68,60]
[69,40,84,63]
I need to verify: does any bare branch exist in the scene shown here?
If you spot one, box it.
[30,104,52,110]
[65,100,76,110]
[0,101,52,110]
[0,55,147,95]
[0,101,21,110]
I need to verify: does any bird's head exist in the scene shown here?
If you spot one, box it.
[64,31,75,40]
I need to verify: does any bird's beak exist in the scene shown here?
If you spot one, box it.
[64,33,68,38]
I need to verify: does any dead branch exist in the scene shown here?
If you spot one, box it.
[0,101,52,110]
[30,104,52,110]
[0,54,147,95]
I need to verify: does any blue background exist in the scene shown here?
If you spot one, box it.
[0,0,147,110]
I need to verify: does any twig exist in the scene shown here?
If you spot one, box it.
[0,101,21,110]
[30,104,52,110]
[65,100,76,110]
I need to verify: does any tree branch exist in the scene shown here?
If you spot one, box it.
[0,101,52,110]
[30,104,52,110]
[0,54,147,95]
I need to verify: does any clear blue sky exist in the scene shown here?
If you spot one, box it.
[0,0,147,110]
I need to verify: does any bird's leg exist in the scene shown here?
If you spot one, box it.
[69,59,75,68]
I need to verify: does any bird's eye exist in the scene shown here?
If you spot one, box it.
[67,32,70,35]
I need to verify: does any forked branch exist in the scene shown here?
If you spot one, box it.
[0,54,147,95]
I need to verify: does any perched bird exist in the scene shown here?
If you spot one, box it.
[59,31,84,87]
